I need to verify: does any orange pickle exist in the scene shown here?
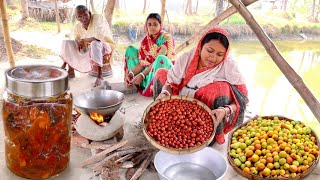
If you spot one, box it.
[2,65,72,179]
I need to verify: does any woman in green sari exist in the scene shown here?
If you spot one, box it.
[124,13,175,96]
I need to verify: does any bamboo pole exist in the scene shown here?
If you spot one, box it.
[54,0,61,33]
[229,0,320,121]
[0,0,15,67]
[175,0,257,54]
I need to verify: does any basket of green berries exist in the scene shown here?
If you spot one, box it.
[227,116,320,180]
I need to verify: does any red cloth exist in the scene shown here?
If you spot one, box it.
[139,30,175,66]
[172,28,231,94]
[194,82,247,144]
[156,28,248,144]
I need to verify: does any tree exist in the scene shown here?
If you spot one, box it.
[281,0,288,11]
[6,0,17,10]
[54,0,61,33]
[316,0,320,22]
[184,0,192,15]
[90,0,96,14]
[215,0,224,16]
[312,0,316,18]
[161,0,166,23]
[194,0,199,14]
[21,0,29,20]
[104,0,116,28]
[310,0,320,22]
[115,0,120,9]
[143,0,147,14]
[291,0,298,13]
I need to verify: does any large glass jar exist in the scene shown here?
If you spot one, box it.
[2,65,72,179]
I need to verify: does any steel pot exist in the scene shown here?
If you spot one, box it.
[73,89,124,116]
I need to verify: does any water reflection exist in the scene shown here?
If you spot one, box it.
[232,40,320,136]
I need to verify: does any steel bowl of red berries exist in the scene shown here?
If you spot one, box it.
[142,95,218,154]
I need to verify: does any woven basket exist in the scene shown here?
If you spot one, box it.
[227,116,320,180]
[142,95,218,154]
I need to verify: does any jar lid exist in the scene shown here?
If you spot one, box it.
[5,65,69,98]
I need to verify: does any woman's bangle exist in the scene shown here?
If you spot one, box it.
[128,71,134,77]
[165,81,173,88]
[218,107,228,116]
[139,72,145,79]
[224,105,233,115]
[161,89,171,96]
[218,107,230,123]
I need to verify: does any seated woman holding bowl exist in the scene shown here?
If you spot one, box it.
[154,28,249,144]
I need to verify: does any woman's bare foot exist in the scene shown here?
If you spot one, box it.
[61,62,67,70]
[68,68,75,78]
[94,77,103,87]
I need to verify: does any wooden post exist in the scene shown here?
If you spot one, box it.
[229,0,320,121]
[161,0,166,24]
[175,0,257,54]
[54,0,61,33]
[0,0,15,67]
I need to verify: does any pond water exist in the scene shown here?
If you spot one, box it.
[231,40,320,135]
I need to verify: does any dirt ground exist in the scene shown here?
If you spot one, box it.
[1,30,320,180]
[0,30,235,180]
[0,30,161,179]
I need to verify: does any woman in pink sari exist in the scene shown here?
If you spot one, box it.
[154,28,248,144]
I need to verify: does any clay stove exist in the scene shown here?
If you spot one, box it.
[73,90,125,141]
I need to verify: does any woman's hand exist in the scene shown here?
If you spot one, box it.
[130,73,144,85]
[156,92,168,100]
[125,72,134,87]
[210,108,226,125]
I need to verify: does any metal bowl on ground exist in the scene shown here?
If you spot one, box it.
[73,90,125,116]
[154,147,227,180]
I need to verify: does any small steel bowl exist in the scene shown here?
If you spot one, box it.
[73,90,124,116]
